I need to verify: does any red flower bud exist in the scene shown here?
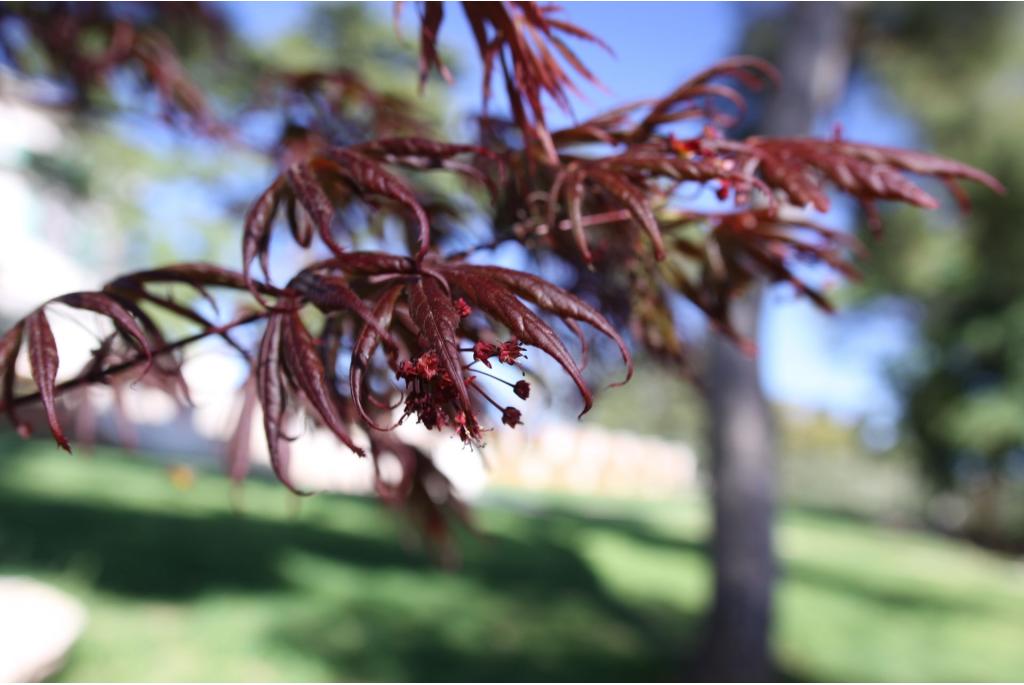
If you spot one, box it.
[716,180,732,201]
[498,338,524,364]
[473,341,497,367]
[501,406,522,428]
[416,351,440,379]
[513,380,531,399]
[396,359,417,380]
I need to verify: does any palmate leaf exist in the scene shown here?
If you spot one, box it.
[443,266,594,415]
[675,212,855,333]
[731,137,1006,223]
[483,49,1004,370]
[108,263,259,294]
[633,56,779,139]
[449,263,632,380]
[444,263,633,405]
[410,1,610,161]
[242,138,495,289]
[256,311,297,492]
[532,133,1000,267]
[208,249,630,489]
[353,137,504,199]
[532,148,771,265]
[366,430,471,548]
[0,263,275,454]
[286,162,347,258]
[267,251,630,445]
[53,293,153,372]
[249,283,400,492]
[0,291,158,451]
[105,263,268,360]
[582,166,665,259]
[289,271,389,341]
[500,54,1003,270]
[226,377,258,484]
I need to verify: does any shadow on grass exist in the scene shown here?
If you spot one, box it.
[783,562,991,616]
[274,600,694,682]
[0,488,426,597]
[0,440,1002,682]
[0,483,702,681]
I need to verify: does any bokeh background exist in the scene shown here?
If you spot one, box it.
[1,2,1023,681]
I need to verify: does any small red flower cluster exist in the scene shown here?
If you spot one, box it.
[397,337,532,443]
[397,350,483,443]
[471,338,526,368]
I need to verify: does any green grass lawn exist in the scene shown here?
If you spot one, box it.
[1,437,1023,682]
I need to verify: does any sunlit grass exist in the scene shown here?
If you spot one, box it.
[1,437,1022,681]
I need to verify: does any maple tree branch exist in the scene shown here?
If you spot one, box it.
[0,311,268,413]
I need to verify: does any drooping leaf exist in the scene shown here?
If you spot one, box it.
[355,137,503,197]
[441,266,595,415]
[288,270,393,345]
[105,265,265,360]
[586,167,666,260]
[351,284,404,429]
[729,136,1006,214]
[416,1,450,90]
[5,5,225,134]
[446,263,633,383]
[110,263,261,294]
[98,295,193,404]
[280,308,365,457]
[407,276,471,411]
[25,310,68,451]
[323,149,432,258]
[285,196,314,248]
[306,251,416,277]
[414,1,609,158]
[255,312,303,494]
[54,292,153,373]
[286,162,347,258]
[242,179,284,288]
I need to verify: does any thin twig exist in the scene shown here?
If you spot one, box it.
[0,311,268,412]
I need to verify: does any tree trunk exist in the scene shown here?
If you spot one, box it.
[700,283,776,681]
[696,4,853,681]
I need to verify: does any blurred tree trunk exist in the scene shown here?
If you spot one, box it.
[696,4,853,681]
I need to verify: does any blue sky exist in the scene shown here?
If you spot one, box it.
[224,2,920,428]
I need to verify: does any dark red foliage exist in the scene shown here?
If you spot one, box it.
[280,251,631,446]
[243,137,498,288]
[0,4,227,133]
[0,2,1006,541]
[482,52,1003,356]
[0,289,161,451]
[409,1,611,161]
